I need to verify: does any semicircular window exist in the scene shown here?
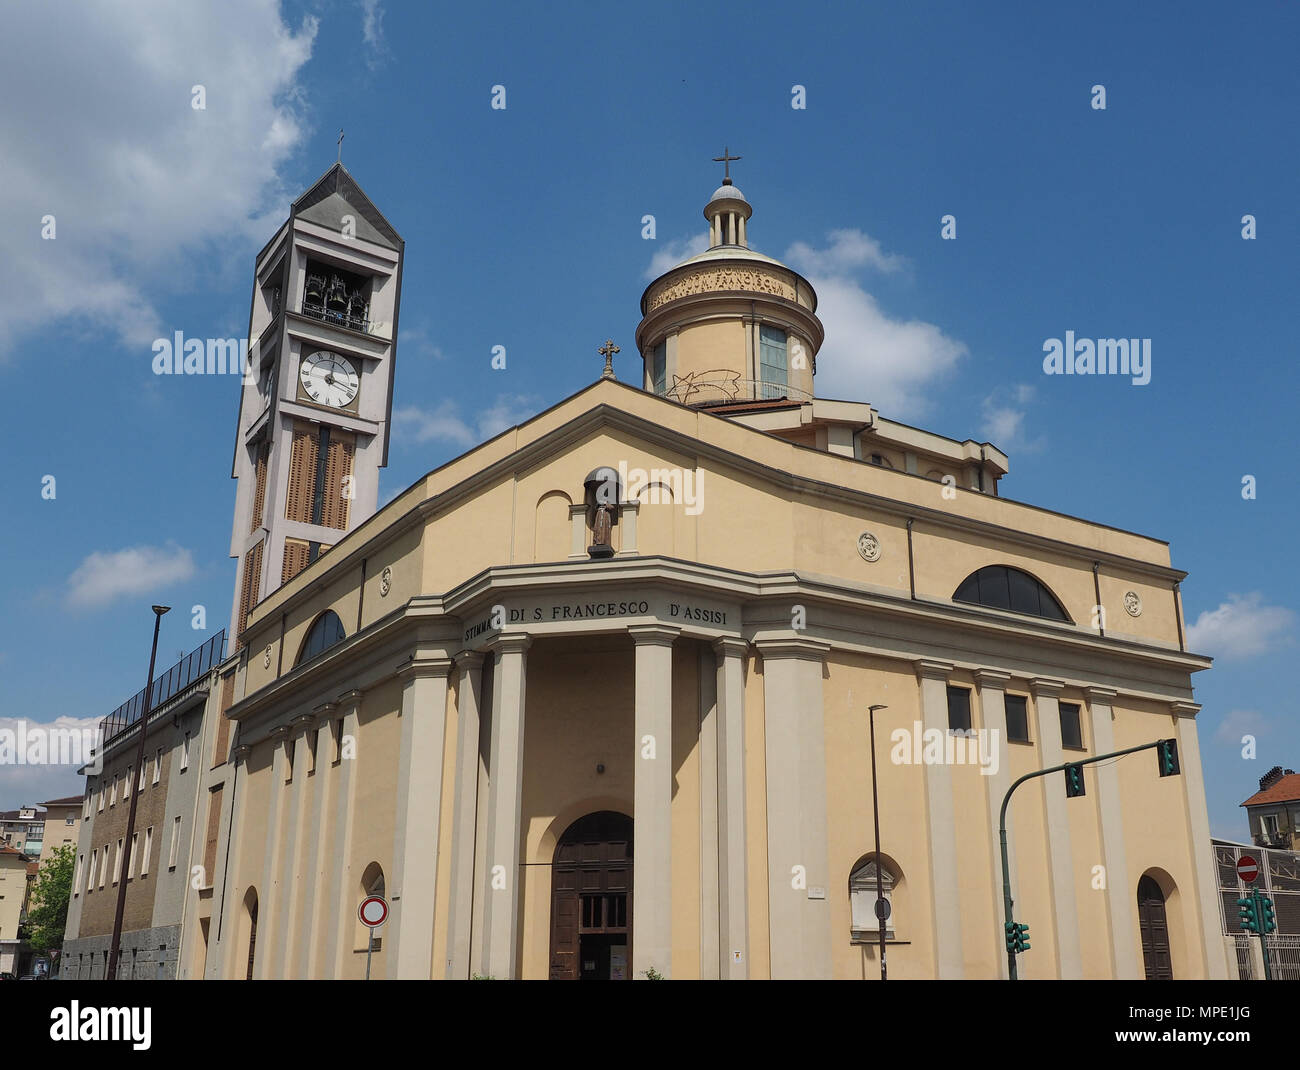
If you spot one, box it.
[953,565,1070,622]
[296,610,346,666]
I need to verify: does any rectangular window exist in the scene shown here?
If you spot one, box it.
[138,761,146,793]
[66,814,75,825]
[99,845,109,887]
[109,777,117,807]
[181,732,190,772]
[125,767,132,798]
[141,826,153,876]
[153,749,162,784]
[127,833,138,880]
[758,325,788,397]
[97,787,104,813]
[652,342,666,394]
[169,815,182,870]
[203,787,224,882]
[88,849,97,893]
[1005,694,1030,743]
[112,838,124,884]
[1059,702,1084,750]
[946,685,973,733]
[74,854,83,895]
[84,794,92,820]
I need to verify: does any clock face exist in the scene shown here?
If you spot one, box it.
[299,350,359,408]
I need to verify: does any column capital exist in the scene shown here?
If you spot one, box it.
[397,656,454,682]
[972,668,1011,687]
[291,713,316,729]
[913,658,954,682]
[628,624,680,647]
[1030,677,1065,697]
[1084,686,1118,703]
[453,649,486,671]
[486,632,532,656]
[232,744,252,762]
[712,636,748,659]
[755,636,831,661]
[311,701,338,725]
[1170,701,1201,717]
[269,724,292,740]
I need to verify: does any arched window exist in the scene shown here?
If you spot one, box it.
[296,610,346,666]
[953,565,1070,622]
[849,856,898,941]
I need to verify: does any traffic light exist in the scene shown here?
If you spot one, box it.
[1015,923,1030,952]
[1237,896,1260,933]
[1064,762,1086,798]
[1260,894,1277,935]
[1004,921,1031,953]
[1157,738,1180,777]
[1004,920,1017,953]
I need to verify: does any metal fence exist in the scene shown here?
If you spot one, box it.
[99,630,225,746]
[1215,840,1300,979]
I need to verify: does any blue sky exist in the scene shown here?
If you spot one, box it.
[0,1,1296,840]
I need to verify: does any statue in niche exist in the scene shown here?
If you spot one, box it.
[589,502,615,558]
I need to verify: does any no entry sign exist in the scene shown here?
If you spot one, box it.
[358,894,389,927]
[1237,855,1259,883]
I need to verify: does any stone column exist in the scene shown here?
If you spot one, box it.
[1172,701,1231,979]
[915,660,964,978]
[481,635,531,979]
[272,713,314,978]
[698,645,720,979]
[758,638,833,979]
[1085,686,1139,979]
[974,669,1014,979]
[1030,677,1082,978]
[388,657,453,979]
[714,637,749,979]
[300,702,337,978]
[629,624,678,978]
[326,691,363,976]
[445,650,485,978]
[252,724,291,979]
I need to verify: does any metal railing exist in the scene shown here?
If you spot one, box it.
[300,301,370,335]
[99,630,225,747]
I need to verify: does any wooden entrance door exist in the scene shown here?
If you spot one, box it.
[1137,875,1173,979]
[549,811,632,980]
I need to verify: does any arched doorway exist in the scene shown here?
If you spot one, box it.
[1137,875,1173,979]
[549,811,632,980]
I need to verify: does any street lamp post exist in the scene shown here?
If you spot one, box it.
[106,605,169,981]
[867,703,889,981]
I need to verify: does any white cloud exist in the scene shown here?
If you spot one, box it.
[398,325,445,361]
[785,228,906,275]
[981,383,1042,451]
[65,543,196,609]
[643,233,709,279]
[784,231,966,418]
[394,394,540,450]
[1186,593,1294,660]
[360,0,388,67]
[1213,709,1269,746]
[0,2,318,356]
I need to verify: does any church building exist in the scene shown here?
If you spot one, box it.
[181,161,1227,979]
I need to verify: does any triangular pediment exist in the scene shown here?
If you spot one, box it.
[293,163,401,249]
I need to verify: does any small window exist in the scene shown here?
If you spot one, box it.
[296,611,347,666]
[141,826,153,876]
[97,787,104,813]
[109,777,117,807]
[169,815,181,869]
[181,732,190,772]
[946,686,972,733]
[99,845,109,887]
[74,854,83,896]
[758,325,788,397]
[849,857,897,940]
[138,762,146,793]
[127,833,138,880]
[1005,694,1030,743]
[65,814,75,825]
[1059,702,1084,750]
[112,838,123,884]
[651,342,666,395]
[88,849,97,893]
[153,749,162,785]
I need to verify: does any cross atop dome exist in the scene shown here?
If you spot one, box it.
[712,145,742,185]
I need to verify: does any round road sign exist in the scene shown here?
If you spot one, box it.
[358,894,389,927]
[874,897,892,922]
[1236,855,1259,883]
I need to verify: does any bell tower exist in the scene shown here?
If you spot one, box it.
[228,163,404,648]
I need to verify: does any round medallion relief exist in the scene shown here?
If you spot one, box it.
[857,532,882,562]
[380,566,393,597]
[1123,590,1142,617]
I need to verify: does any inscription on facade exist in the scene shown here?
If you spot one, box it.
[646,265,796,311]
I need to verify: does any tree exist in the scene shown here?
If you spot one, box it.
[26,843,74,955]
